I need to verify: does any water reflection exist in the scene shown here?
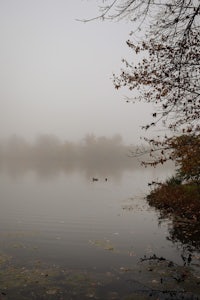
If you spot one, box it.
[166,217,200,252]
[0,134,170,180]
[149,210,200,268]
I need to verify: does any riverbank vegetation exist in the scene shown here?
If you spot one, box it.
[147,179,200,221]
[147,134,200,224]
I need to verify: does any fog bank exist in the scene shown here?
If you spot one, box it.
[0,134,151,179]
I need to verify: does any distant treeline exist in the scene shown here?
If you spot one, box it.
[0,134,133,162]
[0,134,146,178]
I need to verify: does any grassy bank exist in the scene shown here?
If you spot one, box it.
[147,178,200,222]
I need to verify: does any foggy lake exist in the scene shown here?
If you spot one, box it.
[1,1,199,298]
[1,136,200,299]
[0,135,183,271]
[0,166,175,270]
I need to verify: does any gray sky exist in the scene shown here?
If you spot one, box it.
[0,0,153,144]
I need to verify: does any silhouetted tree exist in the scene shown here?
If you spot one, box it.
[87,1,200,172]
[84,1,200,42]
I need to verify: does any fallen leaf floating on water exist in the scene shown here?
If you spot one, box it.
[46,289,57,295]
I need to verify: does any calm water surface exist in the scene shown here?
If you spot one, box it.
[0,165,186,272]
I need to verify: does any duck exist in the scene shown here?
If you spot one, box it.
[92,178,98,182]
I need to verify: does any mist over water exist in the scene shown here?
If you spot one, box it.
[1,131,191,298]
[0,134,155,180]
[0,134,178,267]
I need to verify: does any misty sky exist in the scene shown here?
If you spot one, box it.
[0,0,154,144]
